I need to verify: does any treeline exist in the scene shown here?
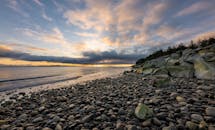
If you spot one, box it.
[136,37,215,65]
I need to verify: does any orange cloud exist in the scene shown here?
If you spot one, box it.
[0,45,12,51]
[0,58,81,66]
[74,32,98,37]
[41,28,66,44]
[0,58,132,67]
[192,32,215,42]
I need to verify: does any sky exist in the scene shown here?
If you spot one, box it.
[0,0,215,66]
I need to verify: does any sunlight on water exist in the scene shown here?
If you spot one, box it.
[0,66,129,91]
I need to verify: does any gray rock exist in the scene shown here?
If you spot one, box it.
[52,116,61,122]
[18,114,28,121]
[126,125,138,130]
[152,117,161,126]
[208,126,215,130]
[38,106,45,112]
[149,97,161,104]
[142,119,152,127]
[196,90,206,97]
[170,92,178,97]
[191,114,203,123]
[32,117,43,123]
[116,121,124,130]
[55,124,63,130]
[69,104,75,108]
[82,114,94,123]
[26,126,35,130]
[205,107,215,117]
[186,121,199,130]
[162,126,177,130]
[42,127,52,130]
[11,127,24,130]
[0,125,11,130]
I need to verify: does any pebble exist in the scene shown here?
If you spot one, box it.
[176,96,185,102]
[38,106,45,112]
[55,124,63,130]
[162,126,177,130]
[191,114,203,123]
[208,126,215,130]
[82,114,94,123]
[185,121,199,130]
[205,107,215,117]
[142,119,152,127]
[152,117,161,126]
[32,117,43,123]
[0,73,215,129]
[126,125,138,130]
[0,125,11,130]
[42,127,52,130]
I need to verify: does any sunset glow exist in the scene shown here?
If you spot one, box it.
[0,0,215,66]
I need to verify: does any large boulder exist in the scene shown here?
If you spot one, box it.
[181,49,196,63]
[194,57,215,80]
[166,65,194,78]
[166,58,180,66]
[144,56,167,68]
[153,67,169,77]
[142,68,155,76]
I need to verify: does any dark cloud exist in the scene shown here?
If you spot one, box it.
[0,46,145,64]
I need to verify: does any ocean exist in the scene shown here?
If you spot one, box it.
[0,66,129,92]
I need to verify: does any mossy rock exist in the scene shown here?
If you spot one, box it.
[135,103,154,120]
[135,68,143,74]
[194,58,215,80]
[142,68,155,75]
[153,77,171,88]
[166,65,194,78]
[153,67,169,77]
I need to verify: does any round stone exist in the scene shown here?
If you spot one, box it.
[191,114,203,123]
[205,107,215,117]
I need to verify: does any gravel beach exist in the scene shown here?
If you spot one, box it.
[0,73,215,130]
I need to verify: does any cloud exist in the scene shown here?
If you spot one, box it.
[41,28,66,44]
[33,0,44,6]
[20,27,67,44]
[176,1,211,17]
[52,0,65,12]
[0,45,12,51]
[0,42,47,52]
[64,0,114,32]
[7,0,29,17]
[74,32,98,37]
[42,12,52,22]
[64,0,169,47]
[0,45,143,64]
[192,31,215,42]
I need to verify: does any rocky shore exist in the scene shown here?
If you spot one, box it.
[0,40,215,130]
[0,73,215,130]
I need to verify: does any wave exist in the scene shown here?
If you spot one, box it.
[0,76,82,92]
[0,74,61,83]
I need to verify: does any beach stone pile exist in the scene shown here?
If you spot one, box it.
[0,73,215,130]
[133,43,215,80]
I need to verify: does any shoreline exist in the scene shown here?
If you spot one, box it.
[0,73,214,129]
[0,70,124,102]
